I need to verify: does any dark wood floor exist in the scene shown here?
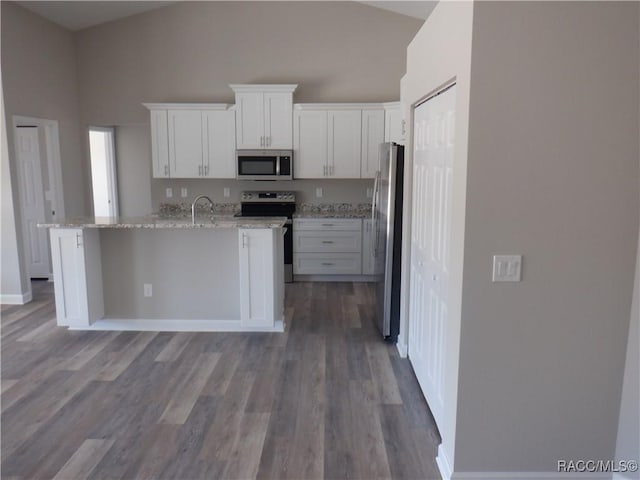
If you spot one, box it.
[2,280,441,480]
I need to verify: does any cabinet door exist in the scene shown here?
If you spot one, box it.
[150,110,170,178]
[49,229,103,327]
[293,110,327,178]
[238,229,275,328]
[235,92,264,149]
[264,92,293,149]
[328,110,361,178]
[361,109,385,179]
[203,110,236,178]
[384,105,403,144]
[168,110,204,178]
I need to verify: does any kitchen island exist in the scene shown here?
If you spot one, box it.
[40,215,286,332]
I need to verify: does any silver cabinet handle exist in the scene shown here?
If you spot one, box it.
[267,136,271,146]
[164,165,169,176]
[321,240,334,244]
[242,233,248,248]
[322,262,334,266]
[204,165,209,176]
[321,223,334,227]
[76,232,83,248]
[323,165,327,176]
[198,165,202,176]
[330,165,334,176]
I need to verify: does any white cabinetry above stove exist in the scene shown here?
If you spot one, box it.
[230,84,297,149]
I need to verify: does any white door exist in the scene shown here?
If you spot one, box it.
[203,110,236,178]
[235,92,264,149]
[408,84,456,431]
[361,110,385,178]
[168,110,204,178]
[238,229,275,328]
[150,110,170,178]
[328,110,361,178]
[89,127,118,217]
[264,92,292,149]
[293,110,327,178]
[15,126,51,278]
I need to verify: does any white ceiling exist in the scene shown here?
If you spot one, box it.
[15,1,436,32]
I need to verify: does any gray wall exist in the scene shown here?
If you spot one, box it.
[1,2,87,298]
[73,1,421,213]
[455,1,639,472]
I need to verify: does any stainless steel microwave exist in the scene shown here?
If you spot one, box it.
[236,150,293,180]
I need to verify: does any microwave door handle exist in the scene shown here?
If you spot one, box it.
[275,156,281,176]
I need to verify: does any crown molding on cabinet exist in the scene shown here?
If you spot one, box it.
[229,84,298,94]
[294,102,398,110]
[143,103,232,110]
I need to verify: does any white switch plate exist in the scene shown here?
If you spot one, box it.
[181,187,188,198]
[143,283,153,297]
[366,188,373,198]
[316,188,323,198]
[224,187,230,198]
[492,255,522,282]
[165,188,173,198]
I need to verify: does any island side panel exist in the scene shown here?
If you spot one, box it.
[100,228,240,320]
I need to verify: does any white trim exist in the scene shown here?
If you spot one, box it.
[142,103,232,111]
[396,338,408,357]
[229,84,297,94]
[69,317,285,333]
[294,102,388,111]
[1,291,33,305]
[437,444,454,480]
[382,101,401,108]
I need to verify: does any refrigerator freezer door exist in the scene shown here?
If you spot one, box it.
[375,143,394,337]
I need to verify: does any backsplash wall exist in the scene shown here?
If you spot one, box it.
[151,178,373,211]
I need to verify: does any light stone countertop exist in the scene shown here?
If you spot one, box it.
[292,211,371,219]
[38,215,287,229]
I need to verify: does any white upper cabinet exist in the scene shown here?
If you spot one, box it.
[294,110,327,178]
[293,104,386,179]
[230,85,297,149]
[168,110,203,178]
[328,110,362,178]
[384,101,404,144]
[361,109,385,178]
[144,104,235,179]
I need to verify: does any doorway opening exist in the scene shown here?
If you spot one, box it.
[88,127,118,217]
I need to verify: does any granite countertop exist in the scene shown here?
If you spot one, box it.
[292,211,371,219]
[38,215,287,229]
[294,202,372,219]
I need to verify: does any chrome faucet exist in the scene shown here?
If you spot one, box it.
[191,195,213,224]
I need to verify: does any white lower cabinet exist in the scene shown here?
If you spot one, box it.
[49,228,104,327]
[293,218,363,275]
[238,228,284,328]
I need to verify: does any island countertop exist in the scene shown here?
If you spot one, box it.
[39,215,287,229]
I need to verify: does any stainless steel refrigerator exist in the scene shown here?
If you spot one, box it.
[372,142,404,341]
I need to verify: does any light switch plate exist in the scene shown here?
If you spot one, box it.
[492,255,522,282]
[224,187,230,198]
[143,283,153,297]
[165,188,173,198]
[316,188,323,198]
[181,188,188,198]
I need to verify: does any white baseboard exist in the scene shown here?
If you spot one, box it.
[293,274,376,282]
[0,290,33,305]
[437,444,454,480]
[396,338,408,357]
[68,317,286,333]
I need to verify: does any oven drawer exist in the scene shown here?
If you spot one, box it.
[293,218,362,231]
[293,230,362,253]
[294,253,362,275]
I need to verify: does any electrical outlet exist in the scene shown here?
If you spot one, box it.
[224,187,230,198]
[366,188,373,198]
[316,188,323,198]
[143,283,153,297]
[165,188,173,198]
[181,187,188,198]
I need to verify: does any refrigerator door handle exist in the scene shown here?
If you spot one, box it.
[372,170,381,257]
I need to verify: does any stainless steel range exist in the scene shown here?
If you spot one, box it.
[238,191,296,282]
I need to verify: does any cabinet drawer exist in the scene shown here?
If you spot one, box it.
[294,253,362,275]
[294,218,362,231]
[293,230,362,253]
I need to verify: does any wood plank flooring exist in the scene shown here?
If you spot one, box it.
[2,280,441,480]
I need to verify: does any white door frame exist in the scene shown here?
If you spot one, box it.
[12,116,65,281]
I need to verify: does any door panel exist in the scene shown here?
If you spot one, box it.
[16,127,51,278]
[204,110,236,178]
[293,110,327,178]
[235,92,264,149]
[361,109,384,178]
[264,92,292,149]
[328,110,361,178]
[408,85,457,431]
[168,110,204,178]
